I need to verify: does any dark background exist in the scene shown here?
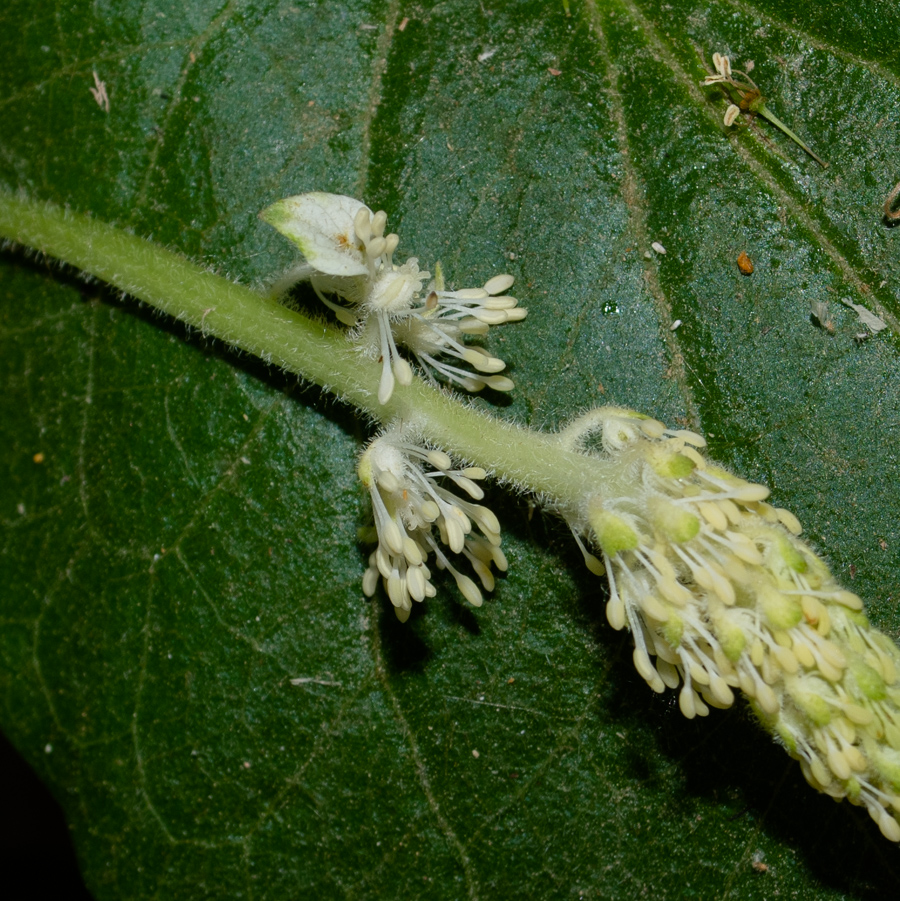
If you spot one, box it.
[0,731,91,899]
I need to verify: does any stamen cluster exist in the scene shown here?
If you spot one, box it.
[702,51,764,126]
[262,192,893,842]
[358,428,507,622]
[260,192,526,404]
[560,406,900,841]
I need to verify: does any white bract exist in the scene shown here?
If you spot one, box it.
[261,192,526,403]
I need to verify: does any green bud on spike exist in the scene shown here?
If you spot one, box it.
[773,532,807,573]
[663,613,684,648]
[776,722,798,755]
[717,618,747,662]
[851,659,887,702]
[790,685,833,727]
[759,585,803,631]
[588,500,639,556]
[646,445,695,480]
[649,498,701,543]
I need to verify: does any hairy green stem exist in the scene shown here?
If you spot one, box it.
[0,192,611,501]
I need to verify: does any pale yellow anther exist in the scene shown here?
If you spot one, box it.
[426,450,453,470]
[809,755,832,789]
[652,636,678,665]
[403,536,424,566]
[816,656,844,684]
[371,210,387,237]
[688,661,710,686]
[472,309,509,325]
[772,645,799,675]
[750,639,765,668]
[818,639,848,670]
[633,647,665,693]
[658,577,692,606]
[842,703,874,726]
[693,566,714,592]
[709,568,736,605]
[886,724,900,750]
[679,685,697,719]
[377,470,401,493]
[362,565,379,597]
[832,590,864,611]
[878,809,900,842]
[755,682,779,715]
[481,374,515,392]
[772,630,792,649]
[719,498,741,525]
[382,518,405,556]
[657,658,681,689]
[845,746,867,772]
[407,565,427,602]
[732,482,771,503]
[816,605,832,637]
[724,530,764,565]
[483,273,515,295]
[453,287,489,300]
[801,594,823,626]
[480,295,517,310]
[638,418,666,438]
[455,574,483,607]
[580,548,605,576]
[639,593,669,623]
[606,595,626,630]
[469,557,495,592]
[387,572,406,608]
[367,235,387,259]
[721,555,749,584]
[776,507,803,535]
[827,748,851,781]
[679,445,707,469]
[709,674,735,707]
[880,651,898,685]
[633,647,657,683]
[712,647,737,679]
[354,207,373,242]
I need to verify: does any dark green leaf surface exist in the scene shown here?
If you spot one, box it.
[2,1,900,897]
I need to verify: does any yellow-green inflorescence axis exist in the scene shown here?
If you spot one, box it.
[557,406,900,842]
[259,192,900,842]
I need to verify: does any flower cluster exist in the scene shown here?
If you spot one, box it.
[560,406,900,841]
[260,192,526,404]
[358,427,507,622]
[701,52,763,126]
[700,51,828,167]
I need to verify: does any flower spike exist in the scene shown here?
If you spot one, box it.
[561,405,900,842]
[260,193,527,402]
[358,427,506,621]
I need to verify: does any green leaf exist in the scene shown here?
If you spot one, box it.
[2,0,900,896]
